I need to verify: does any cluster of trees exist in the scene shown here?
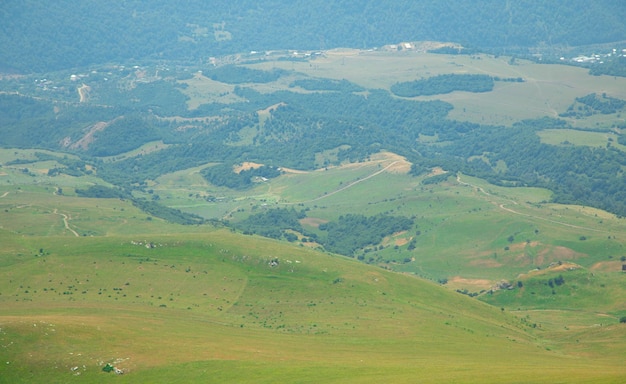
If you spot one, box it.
[561,93,626,118]
[234,208,307,240]
[75,185,130,199]
[234,208,414,257]
[319,214,414,256]
[2,1,626,73]
[589,55,626,77]
[74,185,204,224]
[391,74,494,97]
[289,78,364,92]
[132,199,205,225]
[576,93,625,114]
[201,164,282,189]
[75,185,204,225]
[205,65,285,84]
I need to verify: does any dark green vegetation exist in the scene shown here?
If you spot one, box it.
[2,1,626,73]
[391,74,495,97]
[201,164,282,190]
[319,214,414,256]
[560,93,626,118]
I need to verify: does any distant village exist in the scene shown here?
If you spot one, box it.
[564,47,626,64]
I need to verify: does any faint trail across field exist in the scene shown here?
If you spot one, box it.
[286,161,401,205]
[53,208,80,237]
[0,191,8,198]
[456,174,607,233]
[222,161,400,219]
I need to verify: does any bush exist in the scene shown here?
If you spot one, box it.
[620,316,626,324]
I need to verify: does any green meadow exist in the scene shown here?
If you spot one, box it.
[2,146,626,382]
[239,50,626,127]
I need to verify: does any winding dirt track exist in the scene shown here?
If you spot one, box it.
[456,173,607,233]
[53,208,79,237]
[301,161,401,203]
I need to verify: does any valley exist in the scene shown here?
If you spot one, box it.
[2,3,626,380]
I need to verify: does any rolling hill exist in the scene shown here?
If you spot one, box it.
[2,3,626,382]
[1,147,625,382]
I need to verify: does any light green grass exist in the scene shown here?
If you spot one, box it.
[537,129,622,148]
[242,51,626,126]
[2,149,626,382]
[2,230,625,383]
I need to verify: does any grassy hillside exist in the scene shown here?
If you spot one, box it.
[2,149,626,382]
[1,230,625,383]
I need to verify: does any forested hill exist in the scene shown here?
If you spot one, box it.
[2,0,625,73]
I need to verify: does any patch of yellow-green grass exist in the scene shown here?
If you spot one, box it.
[537,129,626,150]
[1,231,625,383]
[247,51,626,126]
[98,140,170,162]
[179,73,245,109]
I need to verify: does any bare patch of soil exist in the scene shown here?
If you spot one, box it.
[280,167,309,174]
[536,246,585,265]
[369,151,412,174]
[590,261,623,272]
[233,162,263,173]
[77,83,91,102]
[448,276,493,290]
[469,259,503,268]
[428,167,447,176]
[300,217,328,228]
[394,238,409,246]
[257,102,286,115]
[64,118,121,150]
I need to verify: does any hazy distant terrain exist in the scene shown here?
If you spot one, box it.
[1,0,626,72]
[1,2,626,383]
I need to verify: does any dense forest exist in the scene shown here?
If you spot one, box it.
[1,1,625,73]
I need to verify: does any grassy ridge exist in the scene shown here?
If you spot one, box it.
[1,231,625,383]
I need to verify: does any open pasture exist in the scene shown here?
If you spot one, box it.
[537,129,624,149]
[242,49,626,127]
[2,149,626,382]
[2,230,625,383]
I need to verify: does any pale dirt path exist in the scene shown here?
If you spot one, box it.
[0,191,8,198]
[456,174,607,233]
[284,160,401,205]
[53,208,79,237]
[221,160,401,219]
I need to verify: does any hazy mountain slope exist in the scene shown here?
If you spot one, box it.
[1,0,625,72]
